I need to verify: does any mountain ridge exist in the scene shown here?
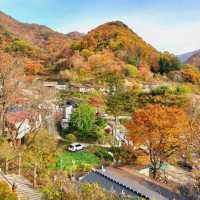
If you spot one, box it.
[186,51,200,68]
[177,49,200,63]
[0,11,182,79]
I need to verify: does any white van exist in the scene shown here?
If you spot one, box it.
[68,143,84,152]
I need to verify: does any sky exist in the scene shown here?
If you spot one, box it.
[0,0,200,54]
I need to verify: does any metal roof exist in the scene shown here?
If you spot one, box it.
[80,168,187,200]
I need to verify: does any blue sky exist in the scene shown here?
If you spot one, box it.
[1,0,200,54]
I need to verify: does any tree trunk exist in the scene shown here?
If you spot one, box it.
[0,108,6,136]
[113,115,118,145]
[2,111,6,136]
[152,166,157,179]
[149,149,159,179]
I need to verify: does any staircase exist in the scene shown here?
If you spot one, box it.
[0,171,43,200]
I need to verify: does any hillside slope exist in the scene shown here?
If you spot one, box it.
[0,11,78,75]
[0,11,71,52]
[1,12,181,80]
[80,21,160,72]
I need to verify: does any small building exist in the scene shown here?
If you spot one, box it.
[61,103,74,129]
[80,167,185,200]
[43,81,67,90]
[43,81,58,88]
[5,110,42,144]
[70,83,95,93]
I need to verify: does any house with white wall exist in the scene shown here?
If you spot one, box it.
[61,103,74,129]
[6,110,42,144]
[43,81,67,90]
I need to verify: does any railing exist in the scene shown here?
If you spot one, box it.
[0,154,38,188]
[0,170,13,188]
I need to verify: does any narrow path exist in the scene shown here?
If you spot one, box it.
[0,171,43,200]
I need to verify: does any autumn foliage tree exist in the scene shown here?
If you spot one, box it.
[159,52,182,74]
[0,181,17,200]
[126,104,188,179]
[89,96,104,110]
[24,59,44,75]
[0,51,24,136]
[185,97,200,191]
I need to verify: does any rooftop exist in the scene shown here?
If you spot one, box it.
[80,167,187,200]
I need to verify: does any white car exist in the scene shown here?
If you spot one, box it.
[68,143,84,152]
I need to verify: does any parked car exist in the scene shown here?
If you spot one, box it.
[68,143,84,152]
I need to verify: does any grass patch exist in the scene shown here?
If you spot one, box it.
[54,151,101,172]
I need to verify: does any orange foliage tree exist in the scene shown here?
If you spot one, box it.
[24,59,44,75]
[89,96,104,110]
[126,104,188,179]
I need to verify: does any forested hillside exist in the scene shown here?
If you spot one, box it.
[0,11,193,82]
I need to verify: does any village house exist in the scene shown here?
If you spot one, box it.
[43,81,58,88]
[5,110,42,145]
[59,101,75,129]
[43,81,67,90]
[70,83,95,93]
[79,167,185,200]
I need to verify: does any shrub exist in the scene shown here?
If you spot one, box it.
[151,84,191,96]
[123,64,138,78]
[151,86,170,95]
[95,147,113,161]
[110,146,137,164]
[5,39,33,55]
[65,134,77,143]
[175,85,192,94]
[81,183,118,200]
[159,52,182,74]
[181,67,200,84]
[125,53,140,66]
[70,41,82,51]
[46,63,57,71]
[95,117,107,128]
[138,92,189,107]
[3,31,12,38]
[80,49,94,58]
[0,181,17,200]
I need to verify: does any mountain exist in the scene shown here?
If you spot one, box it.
[80,21,160,72]
[186,51,200,68]
[0,10,75,74]
[0,11,71,51]
[177,49,200,63]
[66,31,85,40]
[0,12,164,79]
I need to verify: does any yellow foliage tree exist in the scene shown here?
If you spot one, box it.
[126,104,188,179]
